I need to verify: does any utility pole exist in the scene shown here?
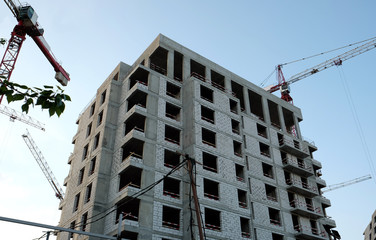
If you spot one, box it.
[185,154,205,240]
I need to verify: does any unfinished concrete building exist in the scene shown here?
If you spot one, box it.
[363,210,376,240]
[57,34,337,240]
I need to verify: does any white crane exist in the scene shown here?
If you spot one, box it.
[22,129,64,200]
[0,104,45,131]
[322,174,372,193]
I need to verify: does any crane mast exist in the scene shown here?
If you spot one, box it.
[0,104,45,131]
[22,130,64,200]
[266,37,376,102]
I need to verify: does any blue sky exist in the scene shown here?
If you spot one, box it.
[0,1,375,239]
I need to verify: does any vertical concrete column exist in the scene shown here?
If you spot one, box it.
[278,105,286,132]
[205,67,211,82]
[167,50,174,79]
[261,97,271,124]
[224,76,232,95]
[243,88,251,114]
[183,57,190,81]
[293,115,302,139]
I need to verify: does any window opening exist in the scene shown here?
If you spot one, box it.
[231,81,245,111]
[89,157,96,175]
[204,178,219,200]
[265,184,277,202]
[310,220,318,235]
[257,124,267,138]
[82,144,89,160]
[305,198,314,211]
[73,193,80,212]
[129,67,149,89]
[119,231,138,240]
[211,70,225,91]
[204,208,221,231]
[259,142,270,158]
[90,103,95,117]
[292,215,299,232]
[190,60,206,81]
[150,47,168,75]
[164,149,180,168]
[240,217,251,238]
[69,221,75,239]
[124,113,146,136]
[238,189,247,208]
[269,208,281,226]
[233,140,242,157]
[202,151,217,173]
[162,206,180,230]
[262,163,274,179]
[86,123,92,138]
[85,183,92,203]
[163,177,180,199]
[165,125,180,145]
[284,171,292,185]
[81,212,88,231]
[78,168,85,185]
[248,89,264,120]
[100,90,106,105]
[230,99,238,114]
[127,90,147,111]
[97,110,103,126]
[231,119,240,134]
[282,108,297,137]
[288,192,295,207]
[272,233,284,240]
[202,128,216,147]
[173,51,183,82]
[200,85,213,103]
[166,103,181,121]
[268,100,281,129]
[166,82,181,99]
[201,105,215,124]
[116,197,140,222]
[93,133,100,150]
[119,166,142,190]
[122,139,144,160]
[235,164,245,182]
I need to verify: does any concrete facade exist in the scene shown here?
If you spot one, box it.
[57,34,337,240]
[363,210,376,240]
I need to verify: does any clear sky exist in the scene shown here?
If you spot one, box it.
[0,1,375,239]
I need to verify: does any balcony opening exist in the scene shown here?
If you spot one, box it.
[78,168,84,185]
[231,119,240,134]
[259,142,270,158]
[297,158,305,169]
[248,89,264,120]
[201,105,215,124]
[89,157,96,176]
[231,81,245,111]
[282,108,296,137]
[235,164,245,182]
[119,231,138,240]
[310,220,318,235]
[284,171,291,185]
[190,60,206,81]
[119,166,142,190]
[265,184,277,202]
[129,67,149,89]
[305,198,314,211]
[280,151,287,163]
[293,140,300,149]
[230,99,238,114]
[166,102,181,121]
[82,144,89,160]
[100,90,106,105]
[150,47,168,75]
[268,100,281,129]
[166,82,181,99]
[240,217,251,238]
[90,102,95,117]
[85,183,92,203]
[200,85,213,103]
[278,133,284,146]
[204,178,219,200]
[163,177,180,199]
[272,233,284,240]
[202,151,217,173]
[269,208,281,226]
[233,140,242,157]
[204,208,221,231]
[202,128,216,147]
[301,177,308,189]
[124,113,146,136]
[86,123,92,138]
[164,149,180,168]
[238,189,247,208]
[165,125,180,145]
[162,206,180,230]
[174,51,183,82]
[211,70,225,91]
[97,110,103,126]
[127,90,147,111]
[122,138,144,160]
[116,197,140,222]
[262,163,274,179]
[257,123,267,138]
[288,192,295,207]
[292,215,300,232]
[93,133,100,149]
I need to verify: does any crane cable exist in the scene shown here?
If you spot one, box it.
[336,66,376,184]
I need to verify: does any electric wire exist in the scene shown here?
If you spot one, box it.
[336,66,376,184]
[194,159,206,239]
[71,158,188,230]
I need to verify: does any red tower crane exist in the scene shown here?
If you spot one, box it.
[265,37,376,103]
[0,0,70,102]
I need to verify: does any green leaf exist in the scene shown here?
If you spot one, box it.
[21,103,29,114]
[64,94,71,101]
[43,85,54,89]
[49,106,56,116]
[13,93,25,101]
[6,94,13,103]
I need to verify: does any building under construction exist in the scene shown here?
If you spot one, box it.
[57,34,337,240]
